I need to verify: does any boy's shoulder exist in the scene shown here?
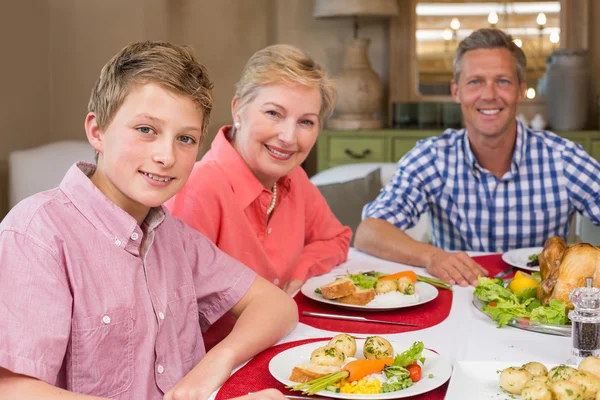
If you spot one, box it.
[1,188,68,235]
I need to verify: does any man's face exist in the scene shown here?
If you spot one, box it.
[451,48,526,141]
[87,83,203,221]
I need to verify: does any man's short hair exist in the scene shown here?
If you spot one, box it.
[453,28,527,85]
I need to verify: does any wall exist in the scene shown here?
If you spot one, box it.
[0,1,50,218]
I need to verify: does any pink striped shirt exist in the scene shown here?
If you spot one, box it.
[166,126,351,286]
[0,163,256,399]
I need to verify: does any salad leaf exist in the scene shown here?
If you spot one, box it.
[482,298,529,327]
[516,287,538,302]
[348,273,378,289]
[392,341,425,367]
[530,299,568,325]
[528,253,539,262]
[473,277,515,303]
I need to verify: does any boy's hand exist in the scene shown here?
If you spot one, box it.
[163,353,234,400]
[282,279,303,295]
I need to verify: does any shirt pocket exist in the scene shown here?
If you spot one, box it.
[71,308,134,398]
[167,284,199,366]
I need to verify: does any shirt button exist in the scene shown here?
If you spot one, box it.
[131,232,139,240]
[114,239,122,247]
[273,278,280,285]
[102,315,111,324]
[496,216,502,223]
[267,228,272,235]
[497,247,503,253]
[158,311,165,320]
[157,364,164,374]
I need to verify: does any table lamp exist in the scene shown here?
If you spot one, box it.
[314,0,399,129]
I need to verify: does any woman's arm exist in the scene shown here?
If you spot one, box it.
[163,276,298,400]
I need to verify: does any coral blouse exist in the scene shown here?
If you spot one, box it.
[167,126,351,286]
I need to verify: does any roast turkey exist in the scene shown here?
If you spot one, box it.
[538,236,600,307]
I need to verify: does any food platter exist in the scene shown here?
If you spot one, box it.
[501,247,544,271]
[269,339,452,399]
[301,274,438,311]
[472,296,571,336]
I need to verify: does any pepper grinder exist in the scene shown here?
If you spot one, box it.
[569,277,600,365]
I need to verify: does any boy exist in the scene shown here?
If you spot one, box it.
[0,41,297,400]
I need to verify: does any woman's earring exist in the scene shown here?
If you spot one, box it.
[234,122,241,129]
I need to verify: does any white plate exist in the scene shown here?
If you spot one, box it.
[501,247,543,271]
[445,361,572,399]
[269,339,452,399]
[301,275,439,311]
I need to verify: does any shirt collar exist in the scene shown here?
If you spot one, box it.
[463,119,527,178]
[209,126,292,209]
[59,162,165,251]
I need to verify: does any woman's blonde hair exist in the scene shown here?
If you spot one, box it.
[88,41,214,136]
[233,44,337,126]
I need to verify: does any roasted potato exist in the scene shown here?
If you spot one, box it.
[327,334,357,358]
[551,380,584,400]
[549,365,577,381]
[523,361,549,377]
[499,366,533,395]
[580,356,600,378]
[375,279,397,295]
[521,380,552,400]
[569,370,600,400]
[363,336,394,360]
[396,277,415,295]
[310,346,345,367]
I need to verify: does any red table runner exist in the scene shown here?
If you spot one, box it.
[471,253,514,278]
[215,338,448,400]
[296,288,452,334]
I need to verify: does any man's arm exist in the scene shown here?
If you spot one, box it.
[355,218,487,286]
[0,368,105,400]
[164,276,298,400]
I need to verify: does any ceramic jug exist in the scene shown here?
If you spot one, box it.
[545,49,590,131]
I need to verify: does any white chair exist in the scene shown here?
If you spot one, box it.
[8,141,95,208]
[310,163,431,243]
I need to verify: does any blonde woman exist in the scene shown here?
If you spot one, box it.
[167,44,351,296]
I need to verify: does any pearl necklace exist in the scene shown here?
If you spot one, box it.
[267,182,277,216]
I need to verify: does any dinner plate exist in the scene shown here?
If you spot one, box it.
[501,247,544,271]
[445,361,573,399]
[472,296,571,336]
[269,339,452,399]
[301,274,439,311]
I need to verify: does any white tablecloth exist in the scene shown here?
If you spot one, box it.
[213,248,572,398]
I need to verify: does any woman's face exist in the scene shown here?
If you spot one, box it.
[231,83,321,189]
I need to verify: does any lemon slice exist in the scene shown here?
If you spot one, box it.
[508,271,539,295]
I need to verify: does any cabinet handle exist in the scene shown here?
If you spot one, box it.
[344,148,371,159]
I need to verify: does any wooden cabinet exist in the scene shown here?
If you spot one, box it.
[316,129,600,172]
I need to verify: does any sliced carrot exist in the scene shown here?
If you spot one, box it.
[378,271,417,283]
[343,358,395,382]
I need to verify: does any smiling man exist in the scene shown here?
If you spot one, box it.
[355,28,600,287]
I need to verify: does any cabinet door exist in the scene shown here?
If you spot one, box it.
[592,141,600,163]
[393,137,420,161]
[328,137,386,163]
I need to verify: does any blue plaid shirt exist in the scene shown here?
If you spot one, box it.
[362,121,600,252]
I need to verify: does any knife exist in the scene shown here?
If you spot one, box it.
[493,267,515,279]
[302,311,418,327]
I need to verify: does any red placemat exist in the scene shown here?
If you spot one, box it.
[471,254,513,278]
[215,338,448,400]
[296,287,452,334]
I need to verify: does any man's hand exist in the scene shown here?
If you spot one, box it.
[424,250,488,287]
[282,279,303,295]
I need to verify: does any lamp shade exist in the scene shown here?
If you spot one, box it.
[313,0,399,18]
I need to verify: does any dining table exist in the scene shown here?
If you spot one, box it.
[210,248,572,399]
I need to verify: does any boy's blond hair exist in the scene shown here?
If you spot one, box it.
[233,44,337,127]
[88,41,214,142]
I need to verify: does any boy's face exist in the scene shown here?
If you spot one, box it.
[86,83,203,223]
